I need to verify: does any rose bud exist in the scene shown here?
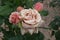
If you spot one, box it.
[34,2,43,11]
[16,6,24,12]
[9,12,21,24]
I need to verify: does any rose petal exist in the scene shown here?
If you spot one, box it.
[22,22,39,28]
[34,28,38,33]
[28,29,34,35]
[20,28,26,35]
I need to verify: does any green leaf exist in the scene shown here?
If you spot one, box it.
[3,31,15,40]
[0,27,3,32]
[49,21,59,30]
[0,5,9,12]
[35,32,44,40]
[49,2,56,7]
[8,34,23,40]
[13,0,21,6]
[49,0,60,7]
[54,16,60,26]
[23,33,31,40]
[55,30,60,40]
[23,31,44,40]
[39,10,49,16]
[49,16,60,30]
[4,19,13,31]
[0,16,4,25]
[0,5,13,16]
[33,0,43,4]
[25,0,33,8]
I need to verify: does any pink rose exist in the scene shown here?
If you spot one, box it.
[20,9,44,35]
[16,6,24,12]
[9,12,21,24]
[34,2,43,11]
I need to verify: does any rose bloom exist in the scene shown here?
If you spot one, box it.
[9,12,21,24]
[17,6,24,12]
[20,9,44,35]
[34,2,43,11]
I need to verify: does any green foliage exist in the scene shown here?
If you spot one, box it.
[0,5,13,16]
[0,16,4,25]
[23,32,44,40]
[49,16,60,40]
[49,16,60,30]
[8,35,23,40]
[3,31,15,40]
[49,0,60,7]
[3,31,44,40]
[24,0,33,8]
[39,10,49,16]
[33,0,43,3]
[55,30,60,40]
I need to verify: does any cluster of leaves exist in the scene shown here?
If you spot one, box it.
[4,31,44,40]
[49,0,60,7]
[49,16,60,40]
[49,1,60,40]
[49,16,60,30]
[0,24,44,40]
[39,10,49,16]
[0,0,45,40]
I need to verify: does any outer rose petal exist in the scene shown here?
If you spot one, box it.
[20,28,27,35]
[20,27,38,35]
[28,29,35,35]
[34,2,43,11]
